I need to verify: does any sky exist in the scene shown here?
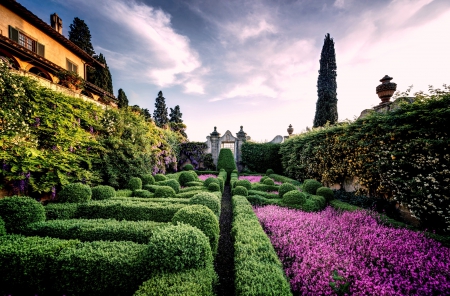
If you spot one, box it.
[16,0,450,142]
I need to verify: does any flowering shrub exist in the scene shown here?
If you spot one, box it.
[254,205,450,295]
[198,174,217,181]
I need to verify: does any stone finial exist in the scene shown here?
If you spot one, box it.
[287,124,294,136]
[236,125,247,139]
[210,126,220,137]
[376,75,397,104]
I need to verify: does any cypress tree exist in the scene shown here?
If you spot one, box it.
[89,53,113,94]
[313,33,338,128]
[153,91,169,128]
[117,88,128,109]
[68,17,95,56]
[169,105,187,138]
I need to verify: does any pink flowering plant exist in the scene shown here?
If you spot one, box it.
[198,174,217,181]
[238,175,262,183]
[254,205,450,295]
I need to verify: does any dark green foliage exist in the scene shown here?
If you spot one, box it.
[278,183,298,198]
[116,189,133,197]
[0,217,5,236]
[230,172,239,188]
[185,181,204,187]
[68,17,95,56]
[45,203,79,220]
[195,170,219,176]
[143,184,158,193]
[217,149,236,182]
[153,91,169,128]
[90,53,113,94]
[179,171,197,186]
[263,178,275,186]
[141,174,155,185]
[140,224,212,272]
[172,205,220,255]
[311,195,326,208]
[91,185,116,200]
[127,177,142,191]
[133,189,153,198]
[266,169,275,176]
[246,195,280,206]
[22,218,166,244]
[248,190,279,199]
[232,196,292,295]
[260,176,269,183]
[190,192,221,218]
[156,179,180,193]
[154,186,176,198]
[303,179,323,194]
[0,196,46,233]
[234,179,252,190]
[202,154,216,171]
[301,198,323,212]
[117,88,128,109]
[183,164,194,171]
[208,182,220,192]
[282,191,307,205]
[232,186,248,197]
[204,177,220,188]
[58,183,92,203]
[316,186,334,201]
[154,174,167,182]
[251,183,279,192]
[176,190,204,199]
[329,199,362,212]
[269,174,302,186]
[169,105,187,138]
[314,33,338,127]
[241,142,283,174]
[180,186,205,193]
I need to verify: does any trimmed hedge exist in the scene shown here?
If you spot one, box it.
[143,184,158,193]
[58,183,92,203]
[246,195,280,206]
[0,217,6,236]
[251,183,279,192]
[230,172,239,188]
[141,174,155,185]
[183,164,194,171]
[179,171,198,186]
[0,196,46,233]
[282,190,307,205]
[128,177,143,191]
[217,149,236,182]
[232,196,292,295]
[156,179,181,193]
[234,179,252,190]
[133,189,153,198]
[302,179,322,194]
[91,185,116,200]
[116,189,133,197]
[45,203,79,220]
[278,183,298,198]
[263,178,275,186]
[190,192,221,218]
[176,190,205,199]
[269,174,302,186]
[204,177,219,188]
[180,186,205,193]
[266,169,275,176]
[208,182,220,192]
[154,174,167,182]
[248,190,279,199]
[154,186,176,198]
[232,186,248,197]
[185,181,204,187]
[330,199,364,212]
[316,186,334,201]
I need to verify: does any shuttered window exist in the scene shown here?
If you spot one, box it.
[8,25,44,57]
[66,59,78,74]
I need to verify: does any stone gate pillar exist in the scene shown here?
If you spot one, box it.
[235,126,247,171]
[209,127,221,166]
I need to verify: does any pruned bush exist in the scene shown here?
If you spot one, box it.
[235,179,252,191]
[263,178,275,186]
[190,192,221,218]
[172,205,219,255]
[154,174,167,182]
[301,198,322,212]
[154,186,176,198]
[311,195,326,208]
[266,169,275,176]
[316,187,334,201]
[283,191,307,206]
[278,183,298,198]
[251,183,279,192]
[91,185,116,200]
[45,203,79,220]
[303,179,322,195]
[186,181,204,187]
[133,189,153,198]
[0,217,6,236]
[141,174,155,186]
[183,164,194,171]
[156,179,180,193]
[143,185,158,193]
[127,177,142,191]
[179,171,198,187]
[0,196,46,233]
[204,177,219,188]
[232,186,248,197]
[116,189,133,197]
[58,183,92,203]
[217,149,236,182]
[139,224,212,273]
[260,176,269,183]
[208,182,220,192]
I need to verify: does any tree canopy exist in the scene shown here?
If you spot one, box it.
[89,53,113,94]
[117,89,128,109]
[153,91,169,128]
[68,17,95,56]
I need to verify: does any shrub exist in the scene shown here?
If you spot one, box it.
[183,164,194,171]
[234,179,252,191]
[330,200,363,212]
[91,185,116,200]
[248,190,279,199]
[156,179,180,193]
[278,183,298,198]
[260,176,269,183]
[283,191,307,206]
[301,198,322,212]
[266,169,275,176]
[143,185,158,193]
[270,174,302,186]
[154,186,176,198]
[241,142,283,174]
[58,183,92,203]
[45,203,79,220]
[263,178,275,186]
[217,149,236,182]
[180,186,205,193]
[251,183,279,192]
[133,189,153,198]
[208,182,220,192]
[185,181,204,187]
[232,186,248,197]
[311,195,326,208]
[190,192,221,218]
[139,224,212,273]
[303,179,322,195]
[154,174,167,182]
[0,196,46,233]
[316,187,334,201]
[0,217,6,236]
[204,177,219,188]
[230,172,239,188]
[127,177,143,191]
[140,174,155,185]
[116,189,133,197]
[176,190,204,199]
[172,205,220,255]
[179,171,197,186]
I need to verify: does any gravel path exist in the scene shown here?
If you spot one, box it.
[214,185,235,296]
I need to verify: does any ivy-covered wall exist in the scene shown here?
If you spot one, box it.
[241,142,283,174]
[280,88,450,233]
[0,64,182,197]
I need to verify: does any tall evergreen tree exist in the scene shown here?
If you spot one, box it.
[89,53,113,94]
[68,17,95,56]
[313,33,338,128]
[140,108,152,122]
[153,91,169,128]
[169,105,187,138]
[117,88,129,109]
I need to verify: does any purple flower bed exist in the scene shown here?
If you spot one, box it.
[254,206,450,295]
[238,175,262,183]
[198,174,217,181]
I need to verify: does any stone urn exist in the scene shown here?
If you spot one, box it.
[376,75,397,104]
[287,124,294,136]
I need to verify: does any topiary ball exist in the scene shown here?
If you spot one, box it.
[190,192,221,218]
[283,190,307,205]
[278,183,298,198]
[172,205,219,255]
[311,195,326,208]
[260,176,269,183]
[234,179,252,190]
[154,174,167,182]
[91,185,116,200]
[316,187,334,202]
[156,179,181,193]
[204,177,219,188]
[263,178,275,186]
[0,216,5,236]
[0,196,46,233]
[141,174,155,186]
[208,182,220,192]
[183,164,194,171]
[301,198,322,212]
[232,186,248,197]
[58,183,92,203]
[179,171,197,187]
[140,224,212,272]
[128,177,142,191]
[154,186,176,198]
[302,179,322,195]
[266,169,275,176]
[133,189,153,198]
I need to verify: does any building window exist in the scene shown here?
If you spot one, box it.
[66,59,78,74]
[8,26,45,57]
[221,142,235,156]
